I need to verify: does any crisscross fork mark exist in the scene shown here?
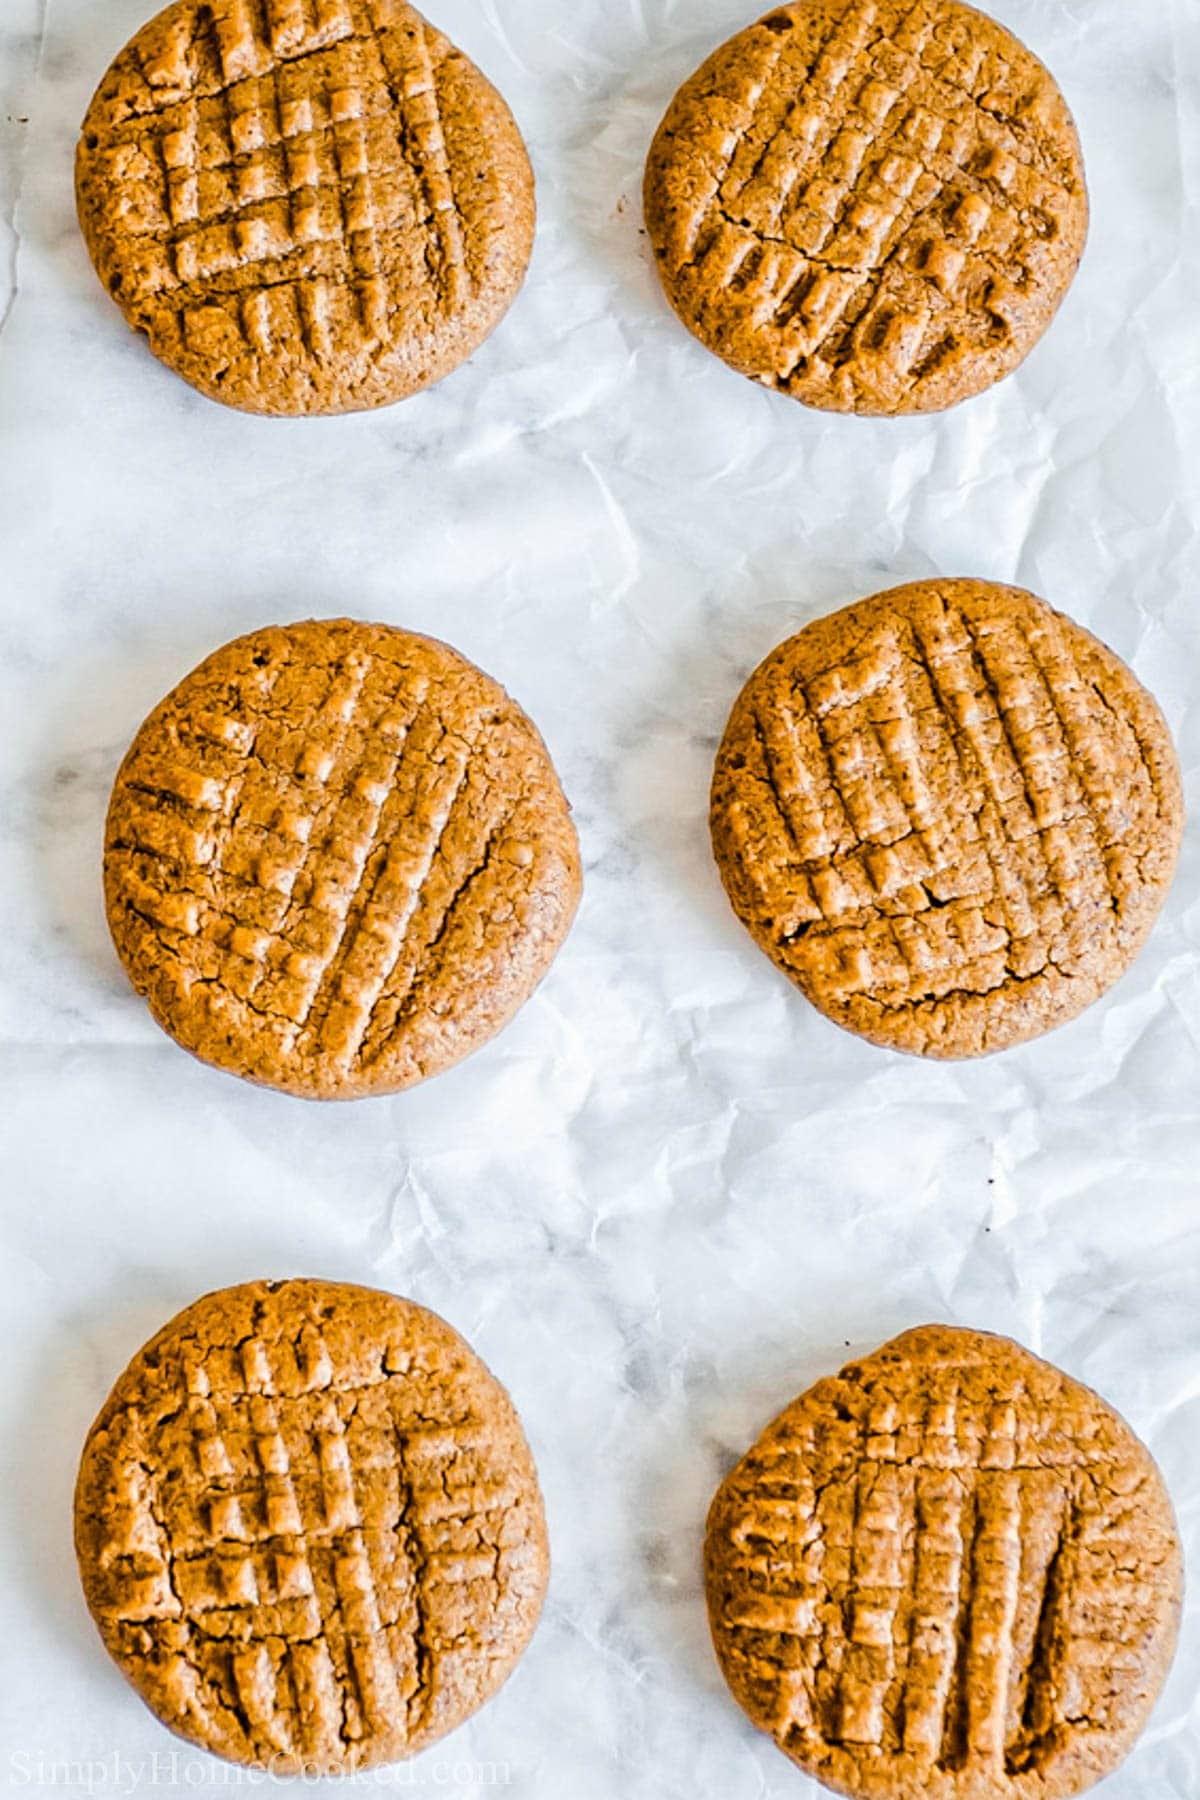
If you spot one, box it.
[775,114,998,382]
[666,4,1079,397]
[203,653,292,888]
[789,170,952,373]
[693,4,924,312]
[356,796,519,1069]
[714,1354,1170,1784]
[802,39,950,266]
[895,1463,970,1760]
[911,607,1066,950]
[178,1329,406,1754]
[880,626,1029,985]
[869,644,957,876]
[723,1,882,226]
[755,637,913,874]
[749,5,927,246]
[295,723,477,1063]
[209,0,356,84]
[240,57,323,354]
[391,1427,432,1734]
[171,26,354,316]
[785,37,1079,377]
[253,684,411,1006]
[1015,618,1129,920]
[726,1462,825,1736]
[233,650,374,1020]
[109,663,294,933]
[92,0,525,375]
[673,23,796,261]
[958,1472,1023,1767]
[313,1391,407,1737]
[787,677,871,866]
[118,0,354,126]
[834,1459,909,1748]
[810,709,939,993]
[126,10,408,333]
[373,16,468,308]
[1000,1475,1070,1769]
[791,664,902,881]
[955,608,1114,928]
[749,708,821,880]
[171,1347,304,1753]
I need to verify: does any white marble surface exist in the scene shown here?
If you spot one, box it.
[1,0,1199,1794]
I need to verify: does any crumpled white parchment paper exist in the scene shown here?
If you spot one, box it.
[0,0,1198,1794]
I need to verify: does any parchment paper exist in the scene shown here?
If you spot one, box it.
[0,0,1198,1793]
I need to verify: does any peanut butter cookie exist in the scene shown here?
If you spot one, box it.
[105,619,580,1098]
[75,1279,549,1774]
[645,0,1087,414]
[711,579,1182,1058]
[706,1325,1182,1800]
[77,0,534,415]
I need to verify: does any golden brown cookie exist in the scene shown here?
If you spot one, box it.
[644,0,1087,415]
[77,0,534,415]
[75,1279,549,1775]
[105,619,580,1098]
[710,579,1182,1058]
[706,1325,1182,1800]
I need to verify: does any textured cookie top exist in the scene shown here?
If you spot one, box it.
[77,0,534,414]
[706,1326,1182,1800]
[645,0,1087,414]
[711,580,1181,1058]
[75,1280,549,1774]
[105,620,580,1098]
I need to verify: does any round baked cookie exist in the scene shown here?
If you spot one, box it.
[105,619,580,1098]
[77,0,534,415]
[710,579,1182,1058]
[706,1325,1182,1800]
[644,0,1087,415]
[75,1280,548,1774]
